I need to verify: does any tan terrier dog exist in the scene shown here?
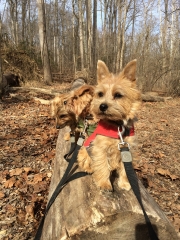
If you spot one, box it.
[51,92,76,132]
[78,59,141,191]
[51,84,96,140]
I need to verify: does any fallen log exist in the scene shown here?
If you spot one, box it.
[9,86,172,103]
[9,86,67,95]
[40,127,179,240]
[142,94,172,102]
[33,97,51,104]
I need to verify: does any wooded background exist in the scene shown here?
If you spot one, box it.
[0,0,180,94]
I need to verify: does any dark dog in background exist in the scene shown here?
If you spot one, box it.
[2,73,20,97]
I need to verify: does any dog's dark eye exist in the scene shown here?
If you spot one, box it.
[64,101,67,105]
[98,92,104,97]
[114,93,123,99]
[60,114,66,118]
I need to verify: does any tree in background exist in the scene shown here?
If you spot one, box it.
[37,0,52,84]
[0,0,179,94]
[0,14,2,99]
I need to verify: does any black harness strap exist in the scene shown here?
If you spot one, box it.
[120,147,159,240]
[34,136,88,240]
[64,133,77,161]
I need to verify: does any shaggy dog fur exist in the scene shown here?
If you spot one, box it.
[77,60,141,191]
[51,92,76,132]
[51,84,96,139]
[50,78,87,131]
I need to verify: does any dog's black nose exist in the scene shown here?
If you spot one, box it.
[99,103,108,112]
[56,125,60,129]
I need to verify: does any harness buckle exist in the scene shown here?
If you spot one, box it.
[117,126,130,150]
[81,119,88,136]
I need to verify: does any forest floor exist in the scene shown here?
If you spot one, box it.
[0,83,180,240]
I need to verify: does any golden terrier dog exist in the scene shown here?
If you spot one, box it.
[50,78,87,131]
[51,92,76,132]
[78,59,141,191]
[51,84,96,140]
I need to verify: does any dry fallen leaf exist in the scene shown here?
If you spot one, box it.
[157,168,179,181]
[17,210,26,225]
[42,132,48,140]
[169,174,179,181]
[157,168,169,176]
[4,177,16,188]
[0,191,5,199]
[33,182,47,193]
[33,173,43,184]
[158,151,165,158]
[173,215,180,231]
[25,204,34,220]
[24,167,32,173]
[5,204,16,214]
[9,168,23,176]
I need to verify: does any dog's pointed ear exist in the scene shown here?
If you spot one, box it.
[121,59,137,82]
[97,60,110,83]
[74,85,94,97]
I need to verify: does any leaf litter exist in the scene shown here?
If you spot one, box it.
[135,99,180,236]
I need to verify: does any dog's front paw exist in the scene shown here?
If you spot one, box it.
[117,179,131,191]
[101,189,113,195]
[77,147,93,173]
[97,180,113,192]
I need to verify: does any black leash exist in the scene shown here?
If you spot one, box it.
[118,125,159,240]
[120,147,159,240]
[118,126,159,240]
[64,133,77,161]
[34,135,88,240]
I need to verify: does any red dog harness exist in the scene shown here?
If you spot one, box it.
[83,120,135,147]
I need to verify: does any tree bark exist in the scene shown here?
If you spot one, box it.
[9,86,65,95]
[78,0,84,70]
[37,0,52,84]
[0,20,2,99]
[86,0,92,71]
[41,127,178,240]
[119,0,128,70]
[92,0,97,73]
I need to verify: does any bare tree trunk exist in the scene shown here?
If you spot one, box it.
[78,0,84,70]
[86,0,92,71]
[159,0,169,70]
[21,0,27,43]
[116,1,122,71]
[92,0,97,73]
[102,1,107,63]
[53,0,58,65]
[27,0,33,46]
[72,12,76,72]
[0,16,2,99]
[130,0,136,59]
[37,0,52,84]
[120,0,128,70]
[14,0,18,46]
[170,0,176,65]
[9,0,18,46]
[112,0,117,72]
